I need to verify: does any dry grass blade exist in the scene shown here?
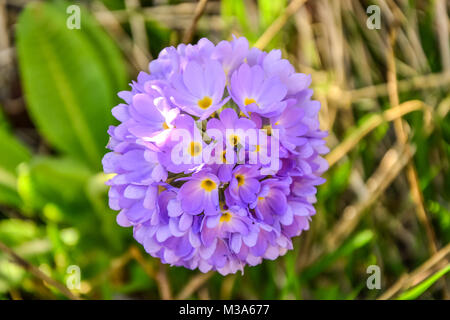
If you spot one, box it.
[220,274,236,299]
[254,0,308,50]
[0,0,12,100]
[89,246,134,289]
[334,72,450,106]
[0,0,9,58]
[156,264,172,300]
[93,0,149,71]
[183,0,209,44]
[326,100,425,167]
[379,243,450,300]
[176,272,214,299]
[130,246,172,299]
[324,143,413,253]
[435,0,450,71]
[125,0,152,61]
[387,28,439,256]
[300,143,414,270]
[93,2,221,33]
[327,144,413,249]
[0,240,80,300]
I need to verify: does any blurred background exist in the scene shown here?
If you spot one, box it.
[0,0,449,300]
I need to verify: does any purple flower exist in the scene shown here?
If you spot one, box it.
[159,114,206,173]
[251,177,292,226]
[229,63,287,117]
[226,165,262,206]
[260,49,311,95]
[127,92,179,147]
[178,171,220,215]
[269,101,309,152]
[103,36,328,275]
[170,60,230,120]
[206,108,256,146]
[206,108,255,168]
[212,36,249,79]
[201,206,251,248]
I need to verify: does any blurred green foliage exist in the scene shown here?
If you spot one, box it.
[0,0,448,300]
[221,0,287,46]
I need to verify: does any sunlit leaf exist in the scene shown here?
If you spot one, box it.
[300,230,374,282]
[17,156,92,213]
[0,219,39,247]
[397,265,450,300]
[16,2,127,169]
[0,115,31,206]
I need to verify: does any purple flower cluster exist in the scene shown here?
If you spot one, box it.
[103,37,328,275]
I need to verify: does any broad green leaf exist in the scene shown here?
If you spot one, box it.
[16,2,127,169]
[0,130,31,177]
[16,157,127,252]
[397,265,450,300]
[53,1,128,93]
[17,156,92,213]
[0,114,31,206]
[85,173,127,252]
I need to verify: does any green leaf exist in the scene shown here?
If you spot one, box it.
[258,0,286,29]
[54,1,128,93]
[221,0,258,41]
[16,2,127,169]
[0,260,26,294]
[0,219,39,247]
[17,156,92,213]
[0,130,31,178]
[0,117,31,206]
[397,265,450,300]
[281,251,301,299]
[0,106,10,131]
[300,230,374,282]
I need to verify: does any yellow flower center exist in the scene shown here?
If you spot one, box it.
[244,98,257,106]
[200,178,216,192]
[229,134,240,146]
[198,96,213,109]
[188,141,202,156]
[263,124,272,136]
[235,174,245,187]
[239,111,252,118]
[258,196,264,201]
[254,144,261,152]
[222,150,228,164]
[162,122,169,130]
[220,211,232,223]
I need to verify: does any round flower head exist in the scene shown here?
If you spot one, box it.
[103,37,328,275]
